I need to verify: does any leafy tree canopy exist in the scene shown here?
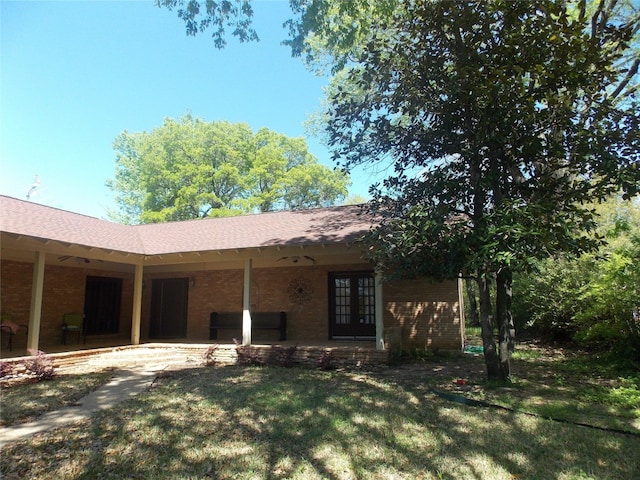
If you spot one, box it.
[107,114,350,224]
[155,0,258,48]
[513,195,640,361]
[306,0,640,274]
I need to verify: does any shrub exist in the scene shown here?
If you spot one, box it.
[0,361,14,378]
[267,345,298,367]
[202,344,219,366]
[316,351,335,370]
[401,347,437,361]
[512,196,640,354]
[22,349,56,381]
[234,339,265,366]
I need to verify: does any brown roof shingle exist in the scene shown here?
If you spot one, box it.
[0,195,373,256]
[0,195,144,254]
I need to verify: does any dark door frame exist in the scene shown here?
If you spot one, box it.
[328,271,376,340]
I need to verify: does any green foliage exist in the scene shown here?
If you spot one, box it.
[608,377,640,413]
[154,0,258,48]
[155,0,640,379]
[285,0,401,73]
[512,256,585,339]
[514,196,640,359]
[400,347,438,362]
[325,0,639,281]
[342,194,368,205]
[107,114,349,223]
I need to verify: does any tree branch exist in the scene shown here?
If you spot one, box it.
[610,57,639,99]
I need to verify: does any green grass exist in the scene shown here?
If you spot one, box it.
[459,351,637,431]
[465,325,483,338]
[1,362,640,480]
[0,369,115,426]
[462,326,640,431]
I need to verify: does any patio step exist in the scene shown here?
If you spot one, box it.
[1,343,389,376]
[211,344,388,367]
[1,345,210,374]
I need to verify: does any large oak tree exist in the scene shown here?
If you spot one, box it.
[108,114,349,224]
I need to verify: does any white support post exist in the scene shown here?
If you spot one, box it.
[242,258,252,345]
[26,251,46,352]
[375,272,385,351]
[130,263,143,345]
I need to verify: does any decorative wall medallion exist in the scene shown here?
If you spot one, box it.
[288,277,313,305]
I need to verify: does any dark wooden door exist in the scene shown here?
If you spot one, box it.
[84,276,122,335]
[149,278,189,339]
[329,272,376,339]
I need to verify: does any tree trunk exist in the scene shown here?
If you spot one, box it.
[465,277,480,327]
[496,267,515,382]
[477,273,501,380]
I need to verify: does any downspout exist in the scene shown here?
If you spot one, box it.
[26,251,45,351]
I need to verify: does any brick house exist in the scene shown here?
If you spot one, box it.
[0,195,464,357]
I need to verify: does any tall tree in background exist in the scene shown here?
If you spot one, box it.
[513,195,640,359]
[107,115,349,224]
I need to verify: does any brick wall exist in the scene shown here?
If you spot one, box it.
[1,260,134,347]
[142,264,369,343]
[383,277,463,351]
[2,259,463,351]
[144,265,462,350]
[140,269,244,341]
[1,260,33,328]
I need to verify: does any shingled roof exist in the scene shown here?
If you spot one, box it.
[0,195,374,256]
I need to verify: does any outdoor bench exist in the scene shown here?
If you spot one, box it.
[209,311,287,341]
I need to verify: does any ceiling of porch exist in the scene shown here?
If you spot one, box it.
[0,231,370,274]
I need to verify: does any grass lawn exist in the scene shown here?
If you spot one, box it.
[1,369,115,427]
[1,345,639,480]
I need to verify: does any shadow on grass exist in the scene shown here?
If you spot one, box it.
[487,349,640,434]
[1,365,639,479]
[0,370,115,427]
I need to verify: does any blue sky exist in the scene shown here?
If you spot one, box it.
[1,0,383,219]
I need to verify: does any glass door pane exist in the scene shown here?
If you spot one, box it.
[330,272,376,339]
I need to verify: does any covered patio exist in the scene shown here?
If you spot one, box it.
[1,196,464,363]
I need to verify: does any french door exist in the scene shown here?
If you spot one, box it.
[329,272,376,339]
